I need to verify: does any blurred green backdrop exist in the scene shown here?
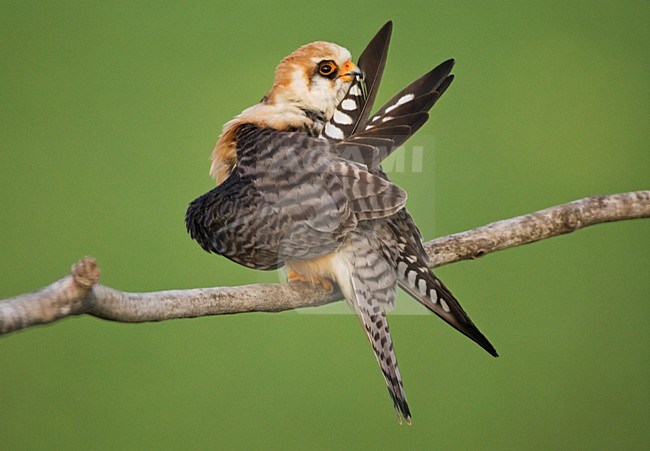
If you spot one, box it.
[1,1,648,449]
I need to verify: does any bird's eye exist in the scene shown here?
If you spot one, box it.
[318,62,335,76]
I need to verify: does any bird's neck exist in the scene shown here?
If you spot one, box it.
[240,101,327,135]
[209,102,327,184]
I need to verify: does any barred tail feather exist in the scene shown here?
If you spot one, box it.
[355,300,412,425]
[330,237,412,424]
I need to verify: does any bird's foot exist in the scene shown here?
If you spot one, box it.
[287,269,333,292]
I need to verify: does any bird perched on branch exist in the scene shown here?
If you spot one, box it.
[186,21,497,424]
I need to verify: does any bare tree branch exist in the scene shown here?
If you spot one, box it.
[426,191,650,266]
[1,191,648,336]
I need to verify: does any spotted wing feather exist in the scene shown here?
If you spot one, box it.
[321,21,393,141]
[334,60,454,168]
[351,21,393,132]
[389,218,498,356]
[323,26,497,356]
[364,59,454,129]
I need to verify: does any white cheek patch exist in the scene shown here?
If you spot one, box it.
[341,99,357,111]
[324,122,344,140]
[333,110,353,125]
[385,94,415,113]
[290,70,309,97]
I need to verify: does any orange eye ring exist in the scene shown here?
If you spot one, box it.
[318,61,336,76]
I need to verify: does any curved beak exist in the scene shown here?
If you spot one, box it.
[339,61,364,82]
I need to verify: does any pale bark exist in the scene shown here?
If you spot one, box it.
[1,191,648,336]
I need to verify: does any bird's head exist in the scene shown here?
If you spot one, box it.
[264,41,363,122]
[210,41,361,183]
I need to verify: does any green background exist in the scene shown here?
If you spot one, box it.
[1,1,648,449]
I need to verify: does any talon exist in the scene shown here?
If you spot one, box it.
[287,269,333,292]
[317,277,333,292]
[287,269,310,284]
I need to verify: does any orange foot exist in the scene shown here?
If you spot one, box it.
[287,269,333,292]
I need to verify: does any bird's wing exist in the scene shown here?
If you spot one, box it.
[321,22,454,168]
[329,161,406,220]
[321,21,393,142]
[387,217,499,356]
[319,26,497,356]
[186,125,408,265]
[336,59,455,168]
[362,59,454,130]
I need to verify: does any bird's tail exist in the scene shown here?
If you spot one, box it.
[331,230,412,424]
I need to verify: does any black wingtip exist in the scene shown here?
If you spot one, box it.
[478,332,499,357]
[398,265,499,359]
[443,301,499,358]
[454,325,499,358]
[466,323,499,357]
[429,59,455,88]
[370,21,393,47]
[442,57,455,68]
[353,20,394,130]
[367,21,393,52]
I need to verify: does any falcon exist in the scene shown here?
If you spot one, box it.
[186,22,497,424]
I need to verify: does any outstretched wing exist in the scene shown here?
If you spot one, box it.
[337,59,455,168]
[321,23,498,357]
[323,22,455,168]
